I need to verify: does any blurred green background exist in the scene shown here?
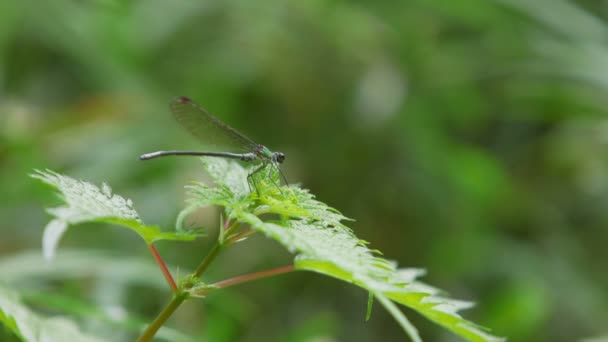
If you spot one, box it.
[2,0,608,341]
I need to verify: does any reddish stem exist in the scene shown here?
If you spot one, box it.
[148,244,177,293]
[197,265,295,296]
[226,228,255,244]
[223,217,231,230]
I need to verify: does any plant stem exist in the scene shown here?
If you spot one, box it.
[193,243,221,278]
[135,292,188,342]
[226,228,255,244]
[223,217,232,230]
[137,221,241,341]
[148,244,177,293]
[193,220,241,277]
[196,265,295,296]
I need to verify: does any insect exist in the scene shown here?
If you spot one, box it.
[140,96,287,192]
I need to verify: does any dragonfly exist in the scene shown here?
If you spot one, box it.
[140,96,287,192]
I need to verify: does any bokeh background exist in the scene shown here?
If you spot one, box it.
[2,0,608,341]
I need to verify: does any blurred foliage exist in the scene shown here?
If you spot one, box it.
[2,0,608,341]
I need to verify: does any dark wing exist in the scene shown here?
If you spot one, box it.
[170,96,258,153]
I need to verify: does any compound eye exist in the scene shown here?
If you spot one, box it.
[276,152,285,163]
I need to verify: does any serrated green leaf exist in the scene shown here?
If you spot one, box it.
[261,187,353,227]
[32,170,199,259]
[0,285,103,342]
[203,157,251,196]
[183,158,504,342]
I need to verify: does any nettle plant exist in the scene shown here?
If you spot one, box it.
[1,159,503,341]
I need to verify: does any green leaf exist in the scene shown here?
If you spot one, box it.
[0,249,176,289]
[0,285,102,342]
[184,158,504,342]
[32,169,199,259]
[0,251,194,341]
[374,293,421,342]
[24,290,195,342]
[366,291,374,321]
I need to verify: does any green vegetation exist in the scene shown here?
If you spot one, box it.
[2,0,608,341]
[23,161,502,341]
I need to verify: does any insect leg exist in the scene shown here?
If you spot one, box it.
[275,163,289,187]
[247,162,268,193]
[265,162,286,195]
